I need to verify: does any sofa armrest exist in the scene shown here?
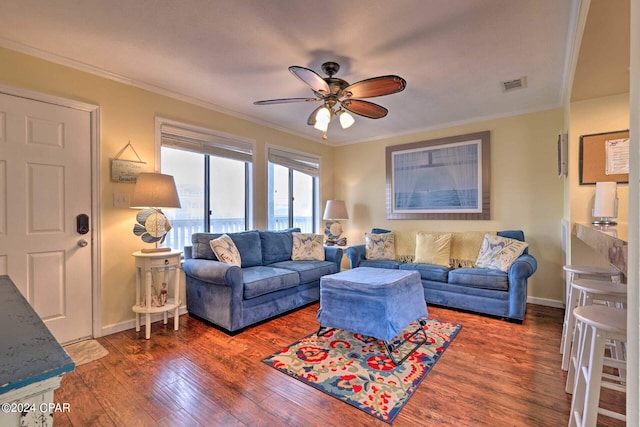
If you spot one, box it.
[507,253,538,320]
[182,259,242,287]
[346,244,366,269]
[184,245,193,259]
[509,254,537,280]
[324,246,344,272]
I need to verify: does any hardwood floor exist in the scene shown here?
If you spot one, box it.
[53,304,625,426]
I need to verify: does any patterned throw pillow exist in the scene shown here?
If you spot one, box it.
[365,232,395,260]
[415,232,452,267]
[475,234,528,272]
[209,234,241,266]
[291,233,325,261]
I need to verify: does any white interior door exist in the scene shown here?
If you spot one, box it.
[0,92,93,344]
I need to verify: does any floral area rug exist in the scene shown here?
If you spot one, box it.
[262,319,461,424]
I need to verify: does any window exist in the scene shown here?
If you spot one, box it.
[267,146,319,232]
[157,119,254,251]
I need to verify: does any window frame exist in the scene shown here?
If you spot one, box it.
[155,117,255,237]
[266,145,321,232]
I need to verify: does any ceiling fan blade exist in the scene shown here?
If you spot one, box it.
[341,99,388,119]
[254,98,320,105]
[289,66,331,94]
[307,105,325,125]
[343,75,406,98]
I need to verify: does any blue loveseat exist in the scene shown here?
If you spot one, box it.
[346,229,537,322]
[183,229,343,333]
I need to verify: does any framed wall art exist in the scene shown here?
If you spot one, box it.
[386,131,490,220]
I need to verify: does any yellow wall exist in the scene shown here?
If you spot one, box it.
[0,45,570,329]
[334,109,566,303]
[0,47,334,330]
[568,93,630,266]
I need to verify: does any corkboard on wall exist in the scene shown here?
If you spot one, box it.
[579,130,629,185]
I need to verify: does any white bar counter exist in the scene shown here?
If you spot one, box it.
[573,223,628,278]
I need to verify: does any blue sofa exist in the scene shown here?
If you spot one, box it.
[346,229,537,322]
[183,229,343,333]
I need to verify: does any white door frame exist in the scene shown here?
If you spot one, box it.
[0,83,102,339]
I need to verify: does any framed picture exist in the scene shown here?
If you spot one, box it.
[386,131,490,220]
[579,130,629,185]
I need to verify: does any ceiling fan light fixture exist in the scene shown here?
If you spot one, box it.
[314,120,329,132]
[255,61,406,140]
[315,106,331,122]
[313,106,331,131]
[338,110,355,129]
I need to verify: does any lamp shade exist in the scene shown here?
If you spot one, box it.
[323,200,349,220]
[130,172,181,209]
[592,181,617,218]
[339,110,355,129]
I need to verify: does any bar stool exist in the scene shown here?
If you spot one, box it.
[568,305,626,427]
[565,278,627,391]
[560,265,620,369]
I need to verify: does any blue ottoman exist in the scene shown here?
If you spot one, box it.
[316,267,428,365]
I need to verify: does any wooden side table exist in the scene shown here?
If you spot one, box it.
[132,250,182,339]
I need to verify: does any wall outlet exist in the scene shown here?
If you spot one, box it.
[113,192,130,208]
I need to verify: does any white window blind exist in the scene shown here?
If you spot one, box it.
[268,146,320,177]
[160,122,254,163]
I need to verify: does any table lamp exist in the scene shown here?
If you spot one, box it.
[323,200,349,246]
[130,172,181,252]
[592,181,618,225]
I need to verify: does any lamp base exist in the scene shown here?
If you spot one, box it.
[141,247,172,253]
[592,218,617,226]
[326,237,347,246]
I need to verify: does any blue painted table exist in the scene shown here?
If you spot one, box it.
[0,275,75,426]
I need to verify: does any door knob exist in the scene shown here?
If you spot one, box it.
[78,239,88,247]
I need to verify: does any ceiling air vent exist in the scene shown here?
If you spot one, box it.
[501,76,527,92]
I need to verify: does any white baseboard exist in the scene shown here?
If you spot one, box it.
[101,305,188,337]
[527,296,564,309]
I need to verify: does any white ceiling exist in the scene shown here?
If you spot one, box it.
[0,0,612,145]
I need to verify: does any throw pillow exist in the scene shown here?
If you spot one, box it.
[365,232,395,260]
[291,233,325,261]
[475,233,528,272]
[449,231,495,268]
[415,232,452,266]
[209,234,242,267]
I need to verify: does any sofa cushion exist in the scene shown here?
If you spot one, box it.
[365,232,395,260]
[448,267,509,291]
[476,234,528,272]
[209,234,241,266]
[242,266,300,300]
[259,228,300,265]
[291,233,324,260]
[270,260,338,283]
[360,259,403,269]
[228,230,263,267]
[193,231,262,267]
[192,232,222,260]
[400,263,450,282]
[415,232,452,266]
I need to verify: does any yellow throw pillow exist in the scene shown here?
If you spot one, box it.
[449,231,495,268]
[415,232,452,266]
